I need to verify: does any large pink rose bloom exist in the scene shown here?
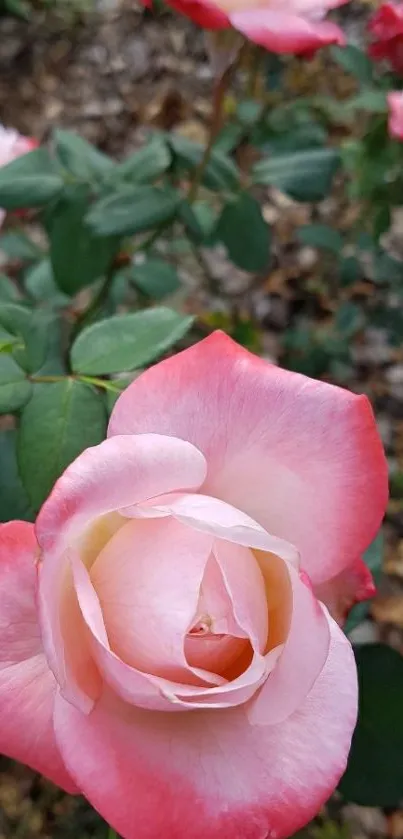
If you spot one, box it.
[0,333,387,839]
[0,124,37,227]
[147,0,347,54]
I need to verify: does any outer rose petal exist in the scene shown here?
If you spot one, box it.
[0,522,77,793]
[230,9,345,52]
[314,556,376,625]
[164,0,229,27]
[109,332,388,586]
[53,614,357,839]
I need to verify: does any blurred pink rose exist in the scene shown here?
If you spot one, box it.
[388,90,403,138]
[147,0,347,54]
[0,333,388,839]
[368,2,403,73]
[0,123,37,227]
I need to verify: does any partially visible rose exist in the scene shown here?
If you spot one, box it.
[388,90,403,138]
[0,124,38,227]
[0,333,388,839]
[368,2,403,73]
[147,0,347,55]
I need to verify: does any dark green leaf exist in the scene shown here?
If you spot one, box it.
[0,274,21,301]
[215,193,271,272]
[330,45,374,85]
[54,129,114,181]
[18,380,107,511]
[344,90,388,114]
[252,148,340,201]
[169,134,240,191]
[0,355,31,413]
[86,186,180,238]
[338,256,361,287]
[49,185,120,294]
[345,532,383,634]
[71,307,194,375]
[297,224,343,254]
[339,644,403,807]
[178,200,217,244]
[0,303,58,373]
[114,135,171,184]
[0,147,63,209]
[129,259,181,298]
[335,302,365,336]
[25,259,70,307]
[0,430,34,522]
[0,230,43,262]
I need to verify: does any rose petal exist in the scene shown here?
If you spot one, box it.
[109,332,388,586]
[0,522,77,792]
[53,613,357,839]
[37,434,207,711]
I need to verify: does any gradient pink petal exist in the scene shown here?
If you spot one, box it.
[230,9,345,52]
[91,517,216,684]
[53,614,357,839]
[36,434,206,708]
[109,332,388,586]
[314,555,376,625]
[388,91,403,140]
[0,521,77,792]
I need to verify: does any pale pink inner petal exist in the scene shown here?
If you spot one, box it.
[90,517,219,686]
[121,492,299,564]
[213,539,268,653]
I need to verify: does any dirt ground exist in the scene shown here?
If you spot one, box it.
[0,1,403,836]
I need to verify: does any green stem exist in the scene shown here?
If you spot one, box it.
[107,829,118,839]
[30,374,121,394]
[78,375,122,393]
[187,57,240,204]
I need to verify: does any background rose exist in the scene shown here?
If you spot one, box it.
[368,2,403,73]
[144,0,347,55]
[0,332,388,839]
[387,91,403,139]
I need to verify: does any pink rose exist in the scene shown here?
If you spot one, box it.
[368,2,403,74]
[388,90,403,139]
[148,0,347,54]
[0,123,37,227]
[0,333,387,839]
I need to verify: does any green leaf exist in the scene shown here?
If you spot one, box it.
[338,255,361,287]
[49,185,120,294]
[129,259,181,298]
[71,307,194,375]
[297,224,343,254]
[252,148,340,201]
[0,355,31,413]
[0,303,56,373]
[339,644,403,807]
[0,148,63,209]
[114,135,171,184]
[335,301,365,337]
[54,129,114,181]
[86,186,180,238]
[344,89,388,114]
[215,193,271,272]
[344,532,383,634]
[178,200,217,245]
[0,230,43,262]
[169,134,240,191]
[25,259,70,307]
[18,380,107,512]
[330,45,374,85]
[0,430,34,522]
[0,274,20,301]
